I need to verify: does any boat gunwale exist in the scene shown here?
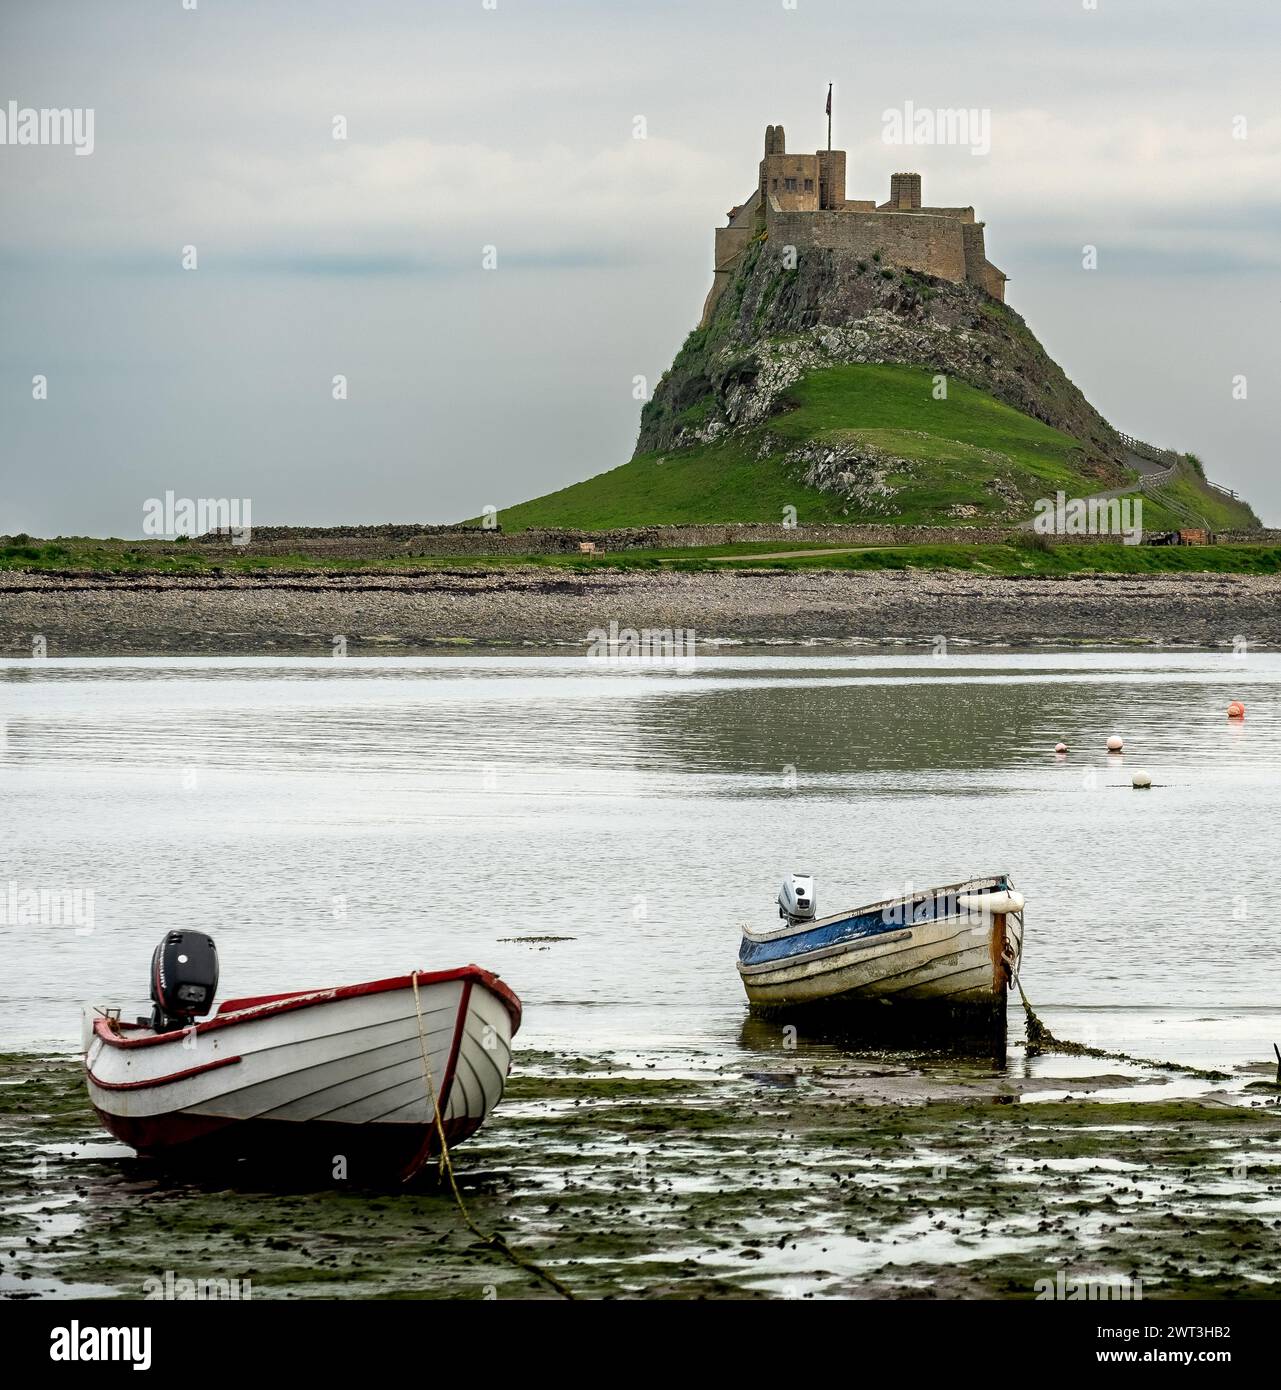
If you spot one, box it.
[737,928,916,976]
[738,872,1012,945]
[89,965,522,1052]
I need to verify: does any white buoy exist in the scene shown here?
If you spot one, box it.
[1054,742,1068,754]
[1131,770,1151,789]
[1107,735,1124,752]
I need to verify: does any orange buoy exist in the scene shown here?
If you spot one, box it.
[1106,735,1124,752]
[1227,701,1245,720]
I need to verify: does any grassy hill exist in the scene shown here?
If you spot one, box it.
[491,363,1250,532]
[485,234,1260,534]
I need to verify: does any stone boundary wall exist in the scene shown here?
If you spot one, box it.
[151,521,1132,559]
[12,522,1271,562]
[203,522,1031,556]
[195,523,484,543]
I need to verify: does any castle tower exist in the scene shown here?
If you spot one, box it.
[889,173,922,210]
[817,149,846,209]
[760,122,821,211]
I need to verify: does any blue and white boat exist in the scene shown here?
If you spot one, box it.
[737,873,1025,1045]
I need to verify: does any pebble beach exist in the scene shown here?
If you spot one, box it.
[3,567,1280,655]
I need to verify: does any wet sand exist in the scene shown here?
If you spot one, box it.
[3,568,1280,655]
[4,1047,1279,1300]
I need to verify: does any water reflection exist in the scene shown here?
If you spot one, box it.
[1,654,1278,1063]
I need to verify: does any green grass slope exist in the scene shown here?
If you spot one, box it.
[7,537,1278,578]
[1139,460,1259,531]
[491,364,1111,530]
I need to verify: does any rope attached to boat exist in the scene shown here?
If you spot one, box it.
[409,971,577,1300]
[1013,973,1229,1082]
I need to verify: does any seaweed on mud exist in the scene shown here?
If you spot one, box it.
[3,1053,1279,1300]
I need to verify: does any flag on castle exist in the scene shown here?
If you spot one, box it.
[826,84,832,116]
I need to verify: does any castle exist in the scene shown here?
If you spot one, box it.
[701,123,1007,327]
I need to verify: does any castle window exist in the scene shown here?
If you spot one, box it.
[784,178,797,192]
[804,178,814,192]
[771,178,778,190]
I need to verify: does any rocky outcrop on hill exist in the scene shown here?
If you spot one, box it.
[636,240,1126,479]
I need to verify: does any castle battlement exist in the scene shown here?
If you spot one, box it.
[701,123,1007,327]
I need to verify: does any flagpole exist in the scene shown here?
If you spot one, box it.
[827,84,832,153]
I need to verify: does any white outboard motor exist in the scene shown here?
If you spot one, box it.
[778,872,817,924]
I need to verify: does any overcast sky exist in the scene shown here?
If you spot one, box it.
[2,0,1278,534]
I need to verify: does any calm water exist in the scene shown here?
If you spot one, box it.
[1,652,1278,1069]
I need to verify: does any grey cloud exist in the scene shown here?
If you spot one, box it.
[1,0,1278,533]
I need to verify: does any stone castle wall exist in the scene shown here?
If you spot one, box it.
[768,206,971,283]
[961,223,989,292]
[714,224,753,271]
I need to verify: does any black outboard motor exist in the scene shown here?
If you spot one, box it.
[149,930,219,1033]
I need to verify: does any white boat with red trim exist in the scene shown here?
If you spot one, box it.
[83,931,521,1183]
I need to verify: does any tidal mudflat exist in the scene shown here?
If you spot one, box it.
[3,1046,1279,1300]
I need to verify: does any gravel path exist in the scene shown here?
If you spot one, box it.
[1,567,1277,655]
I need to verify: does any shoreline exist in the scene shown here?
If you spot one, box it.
[3,567,1279,656]
[4,1047,1279,1300]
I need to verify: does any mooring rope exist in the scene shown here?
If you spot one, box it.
[409,971,577,1300]
[1013,972,1229,1082]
